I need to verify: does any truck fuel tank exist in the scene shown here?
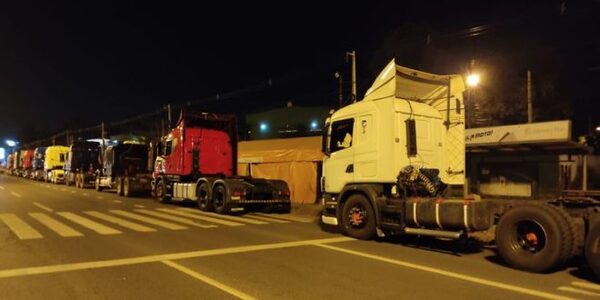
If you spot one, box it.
[404,198,492,231]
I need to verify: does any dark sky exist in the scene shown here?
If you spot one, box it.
[1,1,599,144]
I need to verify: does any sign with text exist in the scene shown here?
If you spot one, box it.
[465,120,571,146]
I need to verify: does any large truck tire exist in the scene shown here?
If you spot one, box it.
[586,219,600,279]
[197,182,212,211]
[341,194,376,240]
[123,177,131,197]
[496,204,574,273]
[116,177,123,196]
[212,184,230,214]
[155,177,171,203]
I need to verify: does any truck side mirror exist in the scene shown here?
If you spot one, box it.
[321,122,330,156]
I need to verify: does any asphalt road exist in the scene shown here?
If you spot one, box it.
[0,173,599,300]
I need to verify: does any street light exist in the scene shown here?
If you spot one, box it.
[5,140,17,147]
[596,126,600,132]
[466,74,480,87]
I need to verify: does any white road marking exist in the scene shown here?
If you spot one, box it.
[315,244,575,300]
[134,209,217,229]
[82,193,89,197]
[112,200,122,203]
[254,213,313,223]
[109,210,187,230]
[0,237,352,279]
[84,211,156,232]
[0,214,43,240]
[70,191,76,194]
[242,214,290,224]
[134,204,145,208]
[96,196,104,200]
[178,208,267,225]
[60,188,66,191]
[56,212,121,235]
[162,260,255,300]
[10,192,22,198]
[32,202,53,212]
[29,213,83,237]
[572,281,600,291]
[158,209,243,227]
[0,185,5,190]
[558,286,600,297]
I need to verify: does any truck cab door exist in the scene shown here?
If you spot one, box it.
[323,118,355,193]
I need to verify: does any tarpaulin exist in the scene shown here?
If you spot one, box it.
[238,136,322,204]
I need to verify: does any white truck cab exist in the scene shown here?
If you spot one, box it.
[322,59,466,196]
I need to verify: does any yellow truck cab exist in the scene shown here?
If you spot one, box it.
[44,146,69,183]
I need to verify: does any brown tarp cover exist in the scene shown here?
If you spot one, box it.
[238,136,323,204]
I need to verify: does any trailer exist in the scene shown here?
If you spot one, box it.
[320,59,600,277]
[152,111,291,214]
[65,141,100,188]
[95,142,152,197]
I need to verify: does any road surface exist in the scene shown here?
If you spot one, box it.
[0,174,598,299]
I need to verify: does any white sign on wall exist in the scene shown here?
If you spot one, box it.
[465,120,571,146]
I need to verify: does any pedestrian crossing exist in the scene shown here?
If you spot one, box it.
[0,208,310,241]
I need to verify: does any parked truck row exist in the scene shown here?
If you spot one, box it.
[2,111,291,215]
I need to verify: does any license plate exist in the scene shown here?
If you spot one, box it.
[231,207,244,212]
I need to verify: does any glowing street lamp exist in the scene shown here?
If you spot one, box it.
[5,140,17,147]
[596,126,600,132]
[466,74,480,87]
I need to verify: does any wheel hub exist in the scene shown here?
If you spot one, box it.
[348,206,366,227]
[516,220,547,253]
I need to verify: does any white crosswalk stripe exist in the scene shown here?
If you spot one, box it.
[0,214,43,240]
[0,185,5,190]
[242,214,290,224]
[177,208,268,225]
[57,212,121,235]
[0,205,306,241]
[84,211,156,232]
[110,210,188,230]
[29,213,84,237]
[157,208,244,227]
[254,213,313,223]
[134,209,217,228]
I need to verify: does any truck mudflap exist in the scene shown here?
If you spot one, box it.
[404,198,492,231]
[221,178,291,213]
[586,213,600,278]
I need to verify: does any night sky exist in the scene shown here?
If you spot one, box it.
[1,1,599,144]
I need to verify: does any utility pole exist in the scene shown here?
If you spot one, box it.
[166,104,172,129]
[527,70,533,123]
[346,51,357,102]
[101,122,106,150]
[334,72,343,107]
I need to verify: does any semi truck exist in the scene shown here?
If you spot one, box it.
[20,149,35,178]
[11,150,23,176]
[95,142,152,197]
[152,111,291,214]
[65,141,101,188]
[32,147,47,180]
[44,146,69,183]
[320,59,600,277]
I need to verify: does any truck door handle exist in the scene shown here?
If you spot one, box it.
[345,164,354,173]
